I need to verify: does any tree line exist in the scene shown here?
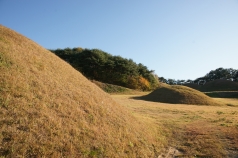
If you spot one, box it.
[50,47,159,91]
[159,67,238,85]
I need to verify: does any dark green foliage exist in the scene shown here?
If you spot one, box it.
[50,48,158,90]
[158,77,167,83]
[208,68,237,80]
[233,71,238,82]
[195,67,238,83]
[160,67,238,86]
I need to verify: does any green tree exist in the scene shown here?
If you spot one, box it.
[204,67,238,81]
[158,77,168,83]
[50,47,159,91]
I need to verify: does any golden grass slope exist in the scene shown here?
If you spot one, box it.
[0,25,161,157]
[138,85,221,105]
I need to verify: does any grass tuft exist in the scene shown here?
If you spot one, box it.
[0,52,12,68]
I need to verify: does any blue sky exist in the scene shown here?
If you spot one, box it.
[1,0,238,80]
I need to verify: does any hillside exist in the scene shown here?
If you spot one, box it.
[0,25,161,157]
[91,80,144,95]
[136,85,221,105]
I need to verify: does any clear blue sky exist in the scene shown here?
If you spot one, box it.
[1,0,238,80]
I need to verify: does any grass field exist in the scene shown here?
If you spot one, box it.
[1,24,238,157]
[112,94,238,157]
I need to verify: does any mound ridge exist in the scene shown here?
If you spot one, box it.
[0,25,160,157]
[138,85,220,105]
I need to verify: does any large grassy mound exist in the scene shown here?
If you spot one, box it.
[139,85,221,105]
[0,25,161,157]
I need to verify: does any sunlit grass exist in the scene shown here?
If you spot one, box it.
[0,25,163,157]
[135,85,222,105]
[113,94,238,157]
[1,24,238,157]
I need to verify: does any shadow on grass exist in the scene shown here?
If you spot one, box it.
[129,94,179,104]
[205,91,238,98]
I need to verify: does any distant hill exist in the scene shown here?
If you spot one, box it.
[136,85,221,106]
[0,25,161,157]
[159,67,238,86]
[184,79,238,92]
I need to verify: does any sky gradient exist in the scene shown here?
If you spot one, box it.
[1,0,238,80]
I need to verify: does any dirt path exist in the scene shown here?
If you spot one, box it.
[158,147,182,158]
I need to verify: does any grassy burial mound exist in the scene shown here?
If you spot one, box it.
[0,25,161,157]
[200,79,238,92]
[184,79,238,92]
[138,85,221,105]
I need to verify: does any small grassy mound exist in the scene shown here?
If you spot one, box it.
[138,85,221,105]
[91,80,144,94]
[0,25,162,157]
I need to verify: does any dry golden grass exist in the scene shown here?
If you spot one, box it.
[136,85,221,106]
[113,95,238,157]
[0,25,164,157]
[216,98,238,107]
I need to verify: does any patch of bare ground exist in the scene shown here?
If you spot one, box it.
[112,94,238,157]
[158,147,182,158]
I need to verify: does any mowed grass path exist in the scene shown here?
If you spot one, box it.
[112,94,238,157]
